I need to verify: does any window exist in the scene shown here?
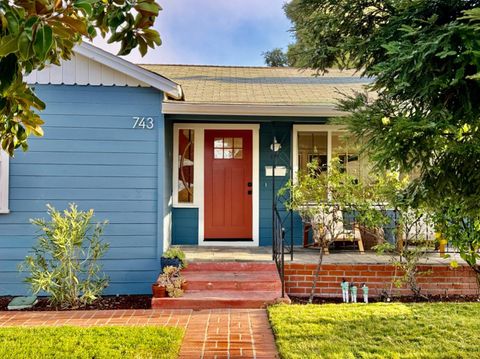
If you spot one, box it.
[0,151,9,213]
[177,129,194,203]
[298,131,328,173]
[213,137,243,159]
[294,126,369,181]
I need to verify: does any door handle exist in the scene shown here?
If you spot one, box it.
[247,182,252,187]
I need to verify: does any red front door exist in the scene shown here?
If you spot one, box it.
[204,130,253,240]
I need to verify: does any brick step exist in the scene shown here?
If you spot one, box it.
[151,290,290,310]
[183,271,282,291]
[183,261,277,272]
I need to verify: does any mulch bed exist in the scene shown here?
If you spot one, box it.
[0,295,152,311]
[290,295,480,304]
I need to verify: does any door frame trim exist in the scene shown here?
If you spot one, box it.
[173,123,260,247]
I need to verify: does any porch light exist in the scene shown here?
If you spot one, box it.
[270,137,282,152]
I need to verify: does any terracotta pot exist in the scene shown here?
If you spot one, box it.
[152,284,167,298]
[181,281,188,291]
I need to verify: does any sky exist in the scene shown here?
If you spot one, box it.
[93,0,293,66]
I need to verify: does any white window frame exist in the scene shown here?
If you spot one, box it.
[292,124,347,179]
[0,151,9,213]
[172,123,260,247]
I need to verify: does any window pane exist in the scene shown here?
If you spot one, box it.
[298,131,327,173]
[234,137,243,148]
[223,149,233,159]
[214,138,223,148]
[178,129,194,203]
[223,138,233,148]
[332,131,366,179]
[234,149,243,159]
[214,149,223,159]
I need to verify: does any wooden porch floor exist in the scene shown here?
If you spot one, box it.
[179,246,466,265]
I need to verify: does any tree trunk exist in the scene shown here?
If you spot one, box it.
[308,246,324,303]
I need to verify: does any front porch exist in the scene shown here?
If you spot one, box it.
[179,245,463,265]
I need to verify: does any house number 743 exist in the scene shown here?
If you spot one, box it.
[132,117,154,129]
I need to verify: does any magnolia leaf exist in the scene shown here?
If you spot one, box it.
[134,1,160,16]
[0,35,19,57]
[18,31,32,60]
[5,11,19,35]
[33,25,53,61]
[61,15,88,36]
[74,0,93,17]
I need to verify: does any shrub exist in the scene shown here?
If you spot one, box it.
[162,247,188,269]
[20,204,109,309]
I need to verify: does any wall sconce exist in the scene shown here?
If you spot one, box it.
[270,137,282,152]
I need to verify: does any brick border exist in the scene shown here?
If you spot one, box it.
[285,263,478,297]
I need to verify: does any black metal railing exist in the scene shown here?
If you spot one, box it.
[273,206,285,298]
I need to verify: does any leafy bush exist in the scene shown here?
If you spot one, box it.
[162,247,188,268]
[21,204,109,308]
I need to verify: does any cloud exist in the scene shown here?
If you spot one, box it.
[92,0,293,66]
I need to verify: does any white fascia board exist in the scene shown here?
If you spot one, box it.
[162,102,348,117]
[75,42,183,99]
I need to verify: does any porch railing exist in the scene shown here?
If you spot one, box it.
[273,205,285,298]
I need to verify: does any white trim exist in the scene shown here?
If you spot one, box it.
[163,102,347,117]
[292,124,346,178]
[0,151,9,214]
[27,42,183,99]
[173,123,260,247]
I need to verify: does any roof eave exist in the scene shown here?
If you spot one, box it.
[75,42,183,99]
[162,102,347,117]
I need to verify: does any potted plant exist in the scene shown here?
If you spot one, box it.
[159,266,185,298]
[151,282,167,298]
[161,247,187,272]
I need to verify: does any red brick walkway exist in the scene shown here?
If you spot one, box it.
[0,309,278,359]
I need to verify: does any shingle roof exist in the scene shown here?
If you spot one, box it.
[140,65,371,105]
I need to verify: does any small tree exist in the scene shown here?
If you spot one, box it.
[375,206,435,299]
[21,204,109,309]
[282,159,388,302]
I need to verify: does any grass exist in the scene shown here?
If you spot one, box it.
[268,303,480,359]
[0,325,184,359]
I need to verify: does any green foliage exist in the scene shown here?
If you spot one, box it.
[162,246,188,268]
[158,266,184,298]
[21,204,109,309]
[269,303,480,359]
[286,0,480,288]
[262,48,289,67]
[280,159,403,249]
[434,203,480,289]
[0,326,184,359]
[0,0,162,155]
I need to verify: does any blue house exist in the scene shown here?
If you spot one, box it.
[0,44,371,295]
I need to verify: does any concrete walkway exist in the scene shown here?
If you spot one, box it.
[0,309,278,359]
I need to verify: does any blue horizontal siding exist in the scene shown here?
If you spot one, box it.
[0,85,164,295]
[13,164,157,177]
[0,235,156,249]
[13,152,157,165]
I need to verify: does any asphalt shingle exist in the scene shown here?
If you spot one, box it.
[140,65,372,105]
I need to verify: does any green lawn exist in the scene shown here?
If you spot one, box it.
[268,303,480,359]
[0,326,184,359]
